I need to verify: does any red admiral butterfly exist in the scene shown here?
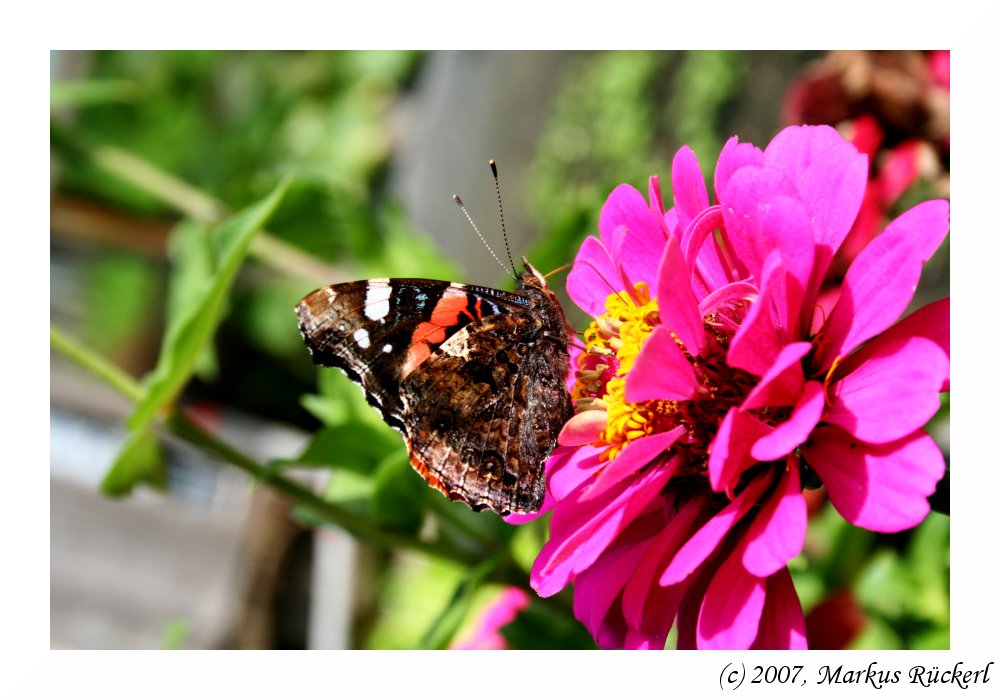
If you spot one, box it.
[295,257,574,515]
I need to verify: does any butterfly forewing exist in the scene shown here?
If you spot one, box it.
[295,268,573,515]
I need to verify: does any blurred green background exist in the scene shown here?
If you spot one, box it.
[50,50,949,650]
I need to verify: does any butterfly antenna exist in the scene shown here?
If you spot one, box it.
[453,194,517,281]
[490,159,518,275]
[583,259,629,306]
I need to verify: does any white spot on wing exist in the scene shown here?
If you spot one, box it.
[382,343,392,353]
[365,280,392,321]
[353,328,370,349]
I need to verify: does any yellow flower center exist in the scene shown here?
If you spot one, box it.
[573,284,681,461]
[572,281,767,472]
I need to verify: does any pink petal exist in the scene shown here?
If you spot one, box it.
[826,336,948,444]
[504,445,601,524]
[600,184,666,298]
[572,527,650,645]
[708,408,773,493]
[763,125,868,291]
[661,474,772,586]
[721,164,818,336]
[648,175,665,219]
[548,446,603,509]
[656,235,707,356]
[625,326,701,402]
[624,629,666,650]
[622,494,708,634]
[802,426,946,533]
[663,207,679,237]
[751,381,824,461]
[697,544,766,649]
[720,165,800,282]
[742,460,806,577]
[698,280,759,319]
[763,124,847,179]
[671,145,709,237]
[714,135,764,203]
[566,236,623,317]
[681,205,731,297]
[531,463,673,597]
[814,199,951,371]
[557,410,606,447]
[751,568,807,650]
[727,252,784,376]
[675,563,714,649]
[583,431,684,503]
[794,140,869,285]
[741,341,810,410]
[837,297,950,392]
[723,167,815,337]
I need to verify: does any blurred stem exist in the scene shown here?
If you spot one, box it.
[50,325,144,403]
[91,146,224,223]
[167,413,478,565]
[52,124,342,285]
[50,325,478,566]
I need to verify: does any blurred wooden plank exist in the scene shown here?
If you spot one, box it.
[51,195,173,257]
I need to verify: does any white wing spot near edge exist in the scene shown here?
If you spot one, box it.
[365,281,392,321]
[382,343,392,353]
[353,328,371,349]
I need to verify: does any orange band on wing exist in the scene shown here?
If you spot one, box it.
[403,341,432,377]
[403,289,475,376]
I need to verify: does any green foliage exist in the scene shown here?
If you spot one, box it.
[82,251,162,355]
[370,451,427,533]
[420,556,500,649]
[500,597,596,650]
[798,500,950,651]
[100,426,165,497]
[128,179,290,431]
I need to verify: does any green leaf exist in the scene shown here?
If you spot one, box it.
[420,557,499,650]
[848,615,903,650]
[271,423,401,474]
[165,219,219,379]
[127,178,290,431]
[51,79,140,108]
[370,450,426,533]
[299,393,350,427]
[101,426,166,497]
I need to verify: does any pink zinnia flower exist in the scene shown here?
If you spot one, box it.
[449,587,530,650]
[525,125,949,649]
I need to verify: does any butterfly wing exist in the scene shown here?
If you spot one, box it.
[398,312,573,514]
[295,278,572,514]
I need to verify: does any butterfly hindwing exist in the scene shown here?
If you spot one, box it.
[399,312,573,514]
[295,263,573,515]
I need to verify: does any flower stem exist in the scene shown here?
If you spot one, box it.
[50,325,479,566]
[91,145,224,223]
[166,411,478,565]
[50,325,144,403]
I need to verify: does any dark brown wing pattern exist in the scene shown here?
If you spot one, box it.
[295,263,573,515]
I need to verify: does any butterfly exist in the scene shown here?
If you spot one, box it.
[295,257,574,515]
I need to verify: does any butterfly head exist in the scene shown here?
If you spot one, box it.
[519,256,550,290]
